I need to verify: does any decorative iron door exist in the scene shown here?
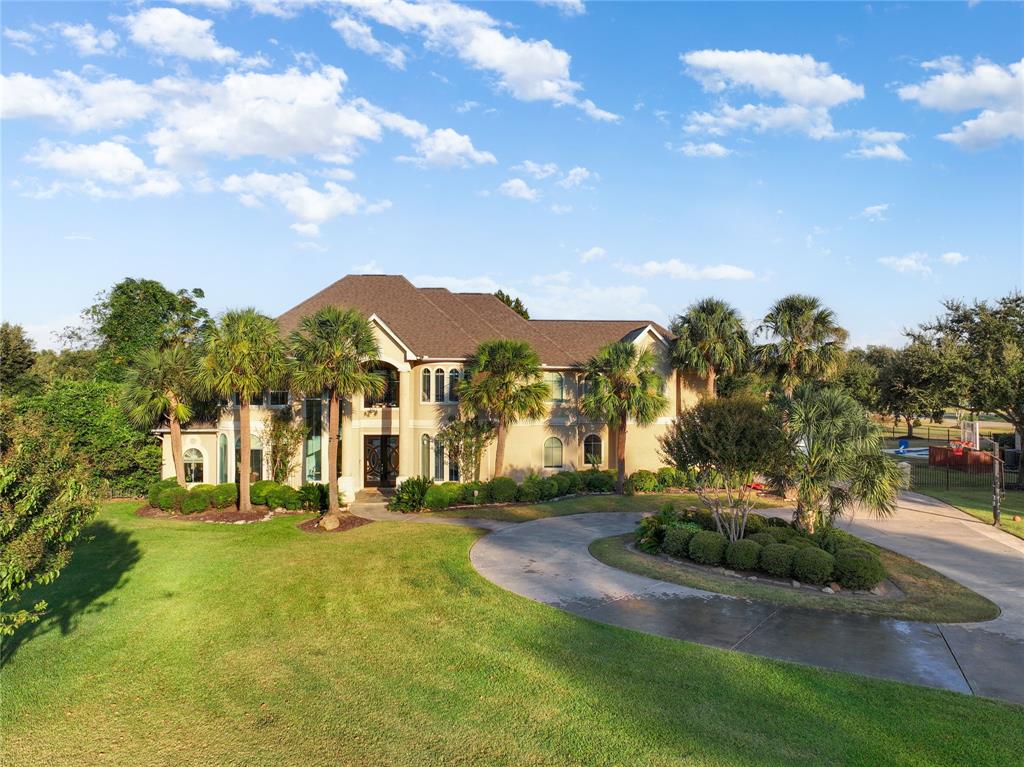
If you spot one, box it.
[364,436,399,487]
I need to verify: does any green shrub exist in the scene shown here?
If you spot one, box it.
[181,487,213,514]
[250,480,280,506]
[792,547,835,585]
[423,485,453,511]
[298,483,328,511]
[148,478,178,508]
[834,548,886,590]
[743,513,767,534]
[211,483,238,509]
[635,503,681,553]
[814,527,861,556]
[516,478,542,504]
[389,476,432,512]
[655,467,678,490]
[487,476,518,503]
[726,539,763,571]
[688,530,728,565]
[661,522,701,557]
[458,481,486,505]
[557,471,583,494]
[747,532,777,548]
[551,472,572,496]
[266,484,302,510]
[789,537,817,550]
[759,543,797,578]
[626,469,658,494]
[766,526,797,543]
[765,516,791,528]
[539,477,559,500]
[582,469,615,493]
[156,485,187,512]
[681,507,718,531]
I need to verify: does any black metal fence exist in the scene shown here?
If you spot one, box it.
[881,423,1012,445]
[898,458,1022,493]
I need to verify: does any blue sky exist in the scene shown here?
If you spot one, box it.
[2,1,1022,350]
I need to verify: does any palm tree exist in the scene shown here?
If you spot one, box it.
[767,386,903,534]
[457,339,549,477]
[580,342,669,493]
[754,294,847,397]
[289,307,384,514]
[670,297,749,398]
[194,309,286,513]
[124,345,194,487]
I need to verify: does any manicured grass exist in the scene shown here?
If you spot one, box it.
[433,492,786,523]
[916,486,1024,541]
[4,501,1023,767]
[590,533,1000,623]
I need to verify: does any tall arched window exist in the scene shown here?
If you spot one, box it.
[435,368,445,402]
[421,368,431,402]
[448,369,460,402]
[544,437,563,469]
[583,434,602,467]
[545,372,564,402]
[434,437,445,480]
[421,434,432,476]
[184,448,204,483]
[218,434,228,484]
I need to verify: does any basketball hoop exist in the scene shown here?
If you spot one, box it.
[950,440,970,456]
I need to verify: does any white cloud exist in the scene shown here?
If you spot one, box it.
[536,0,586,16]
[0,71,159,131]
[4,27,38,54]
[338,0,617,121]
[222,171,391,231]
[557,166,598,189]
[290,222,320,237]
[846,129,909,161]
[940,251,967,265]
[898,57,1023,149]
[511,159,559,179]
[549,203,573,215]
[332,15,406,70]
[498,177,540,201]
[56,23,118,56]
[398,127,496,168]
[854,203,889,221]
[685,102,839,140]
[521,274,663,320]
[878,251,932,277]
[579,246,606,263]
[24,139,181,198]
[455,99,478,113]
[125,7,238,63]
[63,233,94,241]
[619,259,756,281]
[675,141,731,157]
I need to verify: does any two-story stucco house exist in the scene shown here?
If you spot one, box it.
[160,274,702,501]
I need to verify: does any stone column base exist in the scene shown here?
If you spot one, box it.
[339,475,357,504]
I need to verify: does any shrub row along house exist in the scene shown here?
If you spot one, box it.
[159,274,702,501]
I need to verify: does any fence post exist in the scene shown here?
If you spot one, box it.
[992,445,1002,526]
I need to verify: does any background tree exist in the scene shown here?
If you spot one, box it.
[436,415,495,481]
[669,297,749,398]
[457,339,548,477]
[1,323,36,393]
[0,402,99,636]
[875,343,949,438]
[835,346,889,412]
[754,294,847,397]
[494,290,530,320]
[195,309,286,513]
[29,348,98,386]
[767,386,903,534]
[289,307,384,514]
[659,395,784,540]
[123,346,195,487]
[266,408,308,484]
[580,341,668,493]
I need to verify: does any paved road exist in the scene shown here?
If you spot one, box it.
[469,495,1024,705]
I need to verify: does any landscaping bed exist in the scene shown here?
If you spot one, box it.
[136,504,281,524]
[297,513,372,534]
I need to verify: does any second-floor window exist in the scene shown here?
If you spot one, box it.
[269,390,289,407]
[545,372,565,403]
[435,369,446,402]
[365,366,399,408]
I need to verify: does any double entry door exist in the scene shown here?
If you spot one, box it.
[364,435,399,487]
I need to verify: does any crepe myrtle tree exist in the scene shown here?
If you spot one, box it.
[436,414,495,483]
[660,394,785,541]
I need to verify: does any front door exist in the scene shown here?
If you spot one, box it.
[364,435,399,487]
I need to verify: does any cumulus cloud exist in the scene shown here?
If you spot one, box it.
[498,178,540,201]
[536,0,586,16]
[24,139,181,198]
[674,141,731,157]
[520,272,663,320]
[940,251,967,265]
[332,15,406,69]
[398,127,496,168]
[557,166,598,189]
[3,27,38,54]
[846,128,910,161]
[854,203,889,221]
[511,159,559,179]
[56,23,118,56]
[124,7,238,63]
[0,71,159,130]
[579,246,606,263]
[898,57,1023,149]
[618,259,756,280]
[878,251,931,277]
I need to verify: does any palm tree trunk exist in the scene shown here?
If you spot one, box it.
[493,421,507,477]
[615,422,627,493]
[168,402,186,487]
[705,366,717,399]
[239,398,252,513]
[906,416,915,439]
[327,389,341,514]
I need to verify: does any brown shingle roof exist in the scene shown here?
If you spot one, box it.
[276,275,670,366]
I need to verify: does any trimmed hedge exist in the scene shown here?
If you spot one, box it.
[487,476,518,503]
[688,530,728,565]
[759,543,797,578]
[211,483,238,509]
[156,485,187,512]
[582,469,616,493]
[423,485,453,511]
[726,539,763,571]
[747,532,777,548]
[662,523,701,557]
[558,471,583,494]
[181,487,213,514]
[148,478,179,508]
[250,480,279,506]
[835,548,886,590]
[626,469,658,494]
[766,526,798,543]
[266,484,302,510]
[793,547,835,585]
[458,481,486,505]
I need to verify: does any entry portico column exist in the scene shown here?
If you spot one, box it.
[395,369,413,486]
[339,395,357,503]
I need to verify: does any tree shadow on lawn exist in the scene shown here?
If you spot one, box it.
[2,520,141,665]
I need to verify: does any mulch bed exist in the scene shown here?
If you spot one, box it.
[137,505,293,524]
[298,514,373,534]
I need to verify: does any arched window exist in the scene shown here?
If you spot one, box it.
[421,368,431,402]
[421,434,432,476]
[434,437,445,480]
[545,372,564,402]
[448,369,460,402]
[435,368,445,402]
[184,448,204,483]
[583,434,602,467]
[544,437,563,469]
[218,434,228,484]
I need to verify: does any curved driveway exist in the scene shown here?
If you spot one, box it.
[469,495,1024,705]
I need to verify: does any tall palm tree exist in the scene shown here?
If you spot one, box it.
[670,297,749,398]
[457,339,549,477]
[124,345,194,487]
[580,342,669,493]
[194,309,286,512]
[289,306,384,514]
[754,294,847,397]
[766,386,903,534]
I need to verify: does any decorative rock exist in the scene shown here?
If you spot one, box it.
[822,586,834,594]
[791,580,801,588]
[829,582,842,592]
[320,514,341,531]
[723,569,737,577]
[870,586,884,596]
[747,576,758,581]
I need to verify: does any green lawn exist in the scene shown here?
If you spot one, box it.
[3,501,1022,767]
[433,491,786,523]
[590,534,999,623]
[915,486,1024,541]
